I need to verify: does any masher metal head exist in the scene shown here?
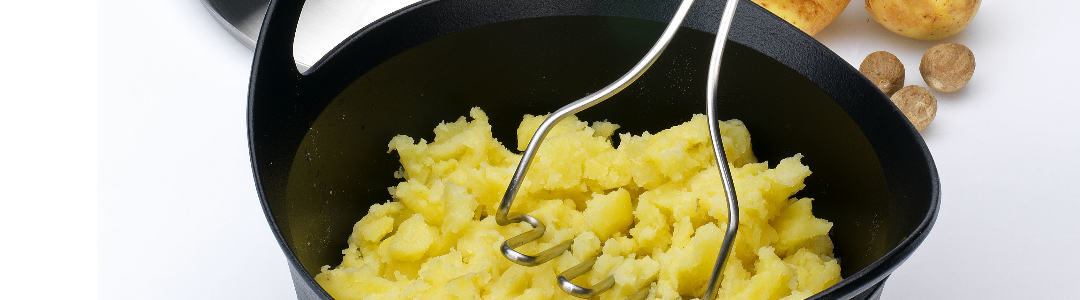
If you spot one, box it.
[495,0,742,299]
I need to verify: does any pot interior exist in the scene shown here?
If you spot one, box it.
[280,15,902,279]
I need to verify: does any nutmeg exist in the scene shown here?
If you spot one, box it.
[891,85,937,132]
[920,43,975,92]
[860,51,905,96]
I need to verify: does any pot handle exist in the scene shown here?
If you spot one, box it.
[252,0,306,83]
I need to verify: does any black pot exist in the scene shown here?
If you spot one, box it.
[247,0,940,299]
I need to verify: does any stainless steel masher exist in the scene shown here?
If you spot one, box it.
[495,0,742,299]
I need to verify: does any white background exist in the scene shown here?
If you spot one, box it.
[5,0,1076,299]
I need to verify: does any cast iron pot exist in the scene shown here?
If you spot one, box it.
[248,0,940,299]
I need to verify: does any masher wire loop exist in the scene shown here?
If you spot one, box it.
[557,255,616,299]
[495,0,741,299]
[499,212,574,266]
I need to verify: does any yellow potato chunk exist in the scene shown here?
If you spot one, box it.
[316,108,842,300]
[583,188,634,240]
[351,202,404,244]
[731,247,797,300]
[773,198,834,256]
[387,214,436,262]
[784,248,841,294]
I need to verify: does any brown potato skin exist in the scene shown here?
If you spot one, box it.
[753,0,851,36]
[865,0,981,40]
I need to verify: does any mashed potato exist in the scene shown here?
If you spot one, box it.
[315,108,841,300]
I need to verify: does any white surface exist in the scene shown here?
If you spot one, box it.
[1,1,97,299]
[817,2,1080,299]
[98,0,294,299]
[89,0,1080,300]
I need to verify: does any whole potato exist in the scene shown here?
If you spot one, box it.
[865,0,981,40]
[753,0,851,36]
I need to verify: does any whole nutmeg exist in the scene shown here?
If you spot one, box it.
[860,51,905,96]
[891,85,937,132]
[921,43,975,92]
